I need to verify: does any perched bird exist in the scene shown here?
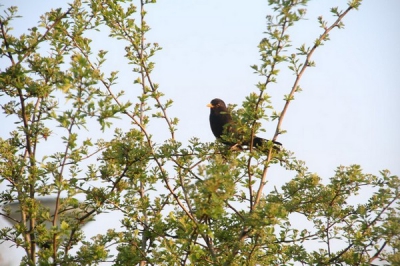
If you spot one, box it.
[207,98,282,151]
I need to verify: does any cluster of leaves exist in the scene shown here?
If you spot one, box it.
[0,0,398,265]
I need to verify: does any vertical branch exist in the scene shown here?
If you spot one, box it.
[326,217,331,256]
[1,7,73,264]
[251,14,291,211]
[238,3,360,264]
[138,3,148,265]
[256,4,356,214]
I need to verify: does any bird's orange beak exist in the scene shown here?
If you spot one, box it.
[206,103,214,108]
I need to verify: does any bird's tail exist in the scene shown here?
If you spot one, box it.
[253,137,282,152]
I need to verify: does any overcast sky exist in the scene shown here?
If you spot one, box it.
[1,0,399,265]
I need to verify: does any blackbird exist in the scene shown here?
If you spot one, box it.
[207,98,282,151]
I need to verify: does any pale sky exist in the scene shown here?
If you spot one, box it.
[1,0,399,265]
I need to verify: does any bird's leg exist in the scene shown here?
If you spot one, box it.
[230,143,243,151]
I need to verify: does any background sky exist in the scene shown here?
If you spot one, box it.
[1,0,399,265]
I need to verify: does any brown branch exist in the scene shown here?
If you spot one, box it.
[273,5,355,140]
[369,241,387,264]
[251,13,293,212]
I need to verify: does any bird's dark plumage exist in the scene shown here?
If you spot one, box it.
[207,98,281,151]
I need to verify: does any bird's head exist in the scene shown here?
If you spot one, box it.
[206,98,227,113]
